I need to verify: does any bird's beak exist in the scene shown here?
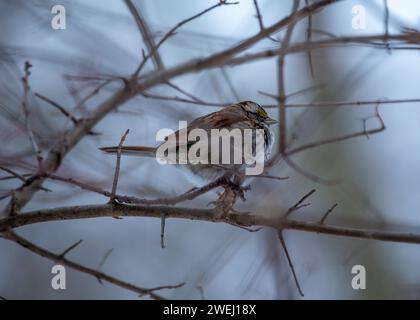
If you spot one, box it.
[265,117,278,125]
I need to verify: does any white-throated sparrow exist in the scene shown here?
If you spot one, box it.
[100,101,276,212]
[100,101,276,184]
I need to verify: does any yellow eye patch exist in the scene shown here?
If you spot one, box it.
[257,107,268,118]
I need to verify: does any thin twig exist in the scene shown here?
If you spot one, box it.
[134,0,239,76]
[220,67,240,101]
[141,92,228,107]
[277,231,304,296]
[285,189,316,217]
[0,167,51,193]
[277,0,300,153]
[21,61,42,168]
[35,91,100,135]
[124,0,164,70]
[283,156,340,185]
[253,0,265,31]
[109,129,130,203]
[48,174,234,206]
[320,203,338,224]
[0,166,26,182]
[160,213,166,249]
[35,92,78,125]
[286,106,385,155]
[98,248,114,269]
[252,0,277,42]
[383,0,389,37]
[73,79,115,113]
[59,239,83,258]
[254,174,289,181]
[227,221,261,232]
[166,81,205,103]
[305,0,315,77]
[227,32,420,66]
[0,173,32,181]
[287,83,326,99]
[265,97,420,108]
[259,84,326,101]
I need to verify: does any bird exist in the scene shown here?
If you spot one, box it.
[99,101,277,188]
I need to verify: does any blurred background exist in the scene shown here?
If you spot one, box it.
[1,0,420,299]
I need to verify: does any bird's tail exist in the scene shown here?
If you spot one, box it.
[99,146,156,157]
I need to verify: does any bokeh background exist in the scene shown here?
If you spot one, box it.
[1,0,420,299]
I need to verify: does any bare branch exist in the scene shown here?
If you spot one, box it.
[109,129,130,203]
[305,0,315,77]
[124,0,164,70]
[166,81,205,103]
[252,0,278,42]
[1,230,182,299]
[277,231,304,297]
[285,189,316,217]
[0,167,50,194]
[160,213,166,249]
[320,203,338,224]
[35,92,78,125]
[277,0,300,154]
[266,97,420,108]
[0,173,31,181]
[48,173,233,206]
[220,67,241,101]
[252,0,265,31]
[141,91,228,107]
[21,61,42,167]
[134,0,239,76]
[283,156,340,185]
[98,248,114,269]
[259,84,326,102]
[74,79,115,112]
[4,203,420,246]
[227,32,420,66]
[0,166,26,182]
[135,0,340,81]
[383,0,389,38]
[35,92,100,135]
[286,106,385,156]
[287,83,326,99]
[59,239,83,258]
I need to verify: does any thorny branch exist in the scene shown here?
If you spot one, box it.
[1,230,183,299]
[4,203,420,245]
